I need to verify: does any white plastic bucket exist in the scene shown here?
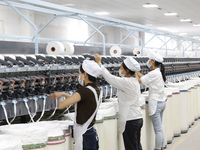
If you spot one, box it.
[0,134,22,150]
[142,92,155,150]
[193,86,198,120]
[103,115,118,150]
[140,95,147,150]
[166,86,181,137]
[165,92,174,144]
[168,82,190,134]
[50,120,73,150]
[95,119,104,150]
[197,85,200,118]
[34,122,65,150]
[180,90,189,133]
[0,124,48,150]
[97,103,118,150]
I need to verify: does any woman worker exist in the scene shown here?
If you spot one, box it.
[94,54,143,150]
[52,59,102,150]
[135,52,166,150]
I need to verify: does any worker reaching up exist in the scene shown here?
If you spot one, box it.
[94,54,143,150]
[135,52,166,150]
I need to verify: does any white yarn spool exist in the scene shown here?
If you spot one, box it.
[62,42,75,55]
[46,41,65,55]
[133,48,141,56]
[109,46,122,57]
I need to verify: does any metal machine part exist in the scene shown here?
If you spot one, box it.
[0,54,200,121]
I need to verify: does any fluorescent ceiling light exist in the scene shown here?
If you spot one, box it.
[164,12,178,16]
[180,19,191,22]
[193,36,199,39]
[64,4,75,6]
[143,4,158,8]
[95,12,109,15]
[179,33,187,36]
[193,24,200,26]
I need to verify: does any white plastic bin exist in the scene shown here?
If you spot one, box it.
[0,124,48,150]
[97,103,118,150]
[0,134,22,150]
[50,120,73,150]
[34,122,65,150]
[139,95,146,150]
[166,85,181,137]
[165,88,173,144]
[142,91,155,150]
[168,82,189,134]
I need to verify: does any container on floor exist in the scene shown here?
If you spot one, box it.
[34,121,65,150]
[0,134,22,150]
[0,124,48,150]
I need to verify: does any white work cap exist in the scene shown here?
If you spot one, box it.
[149,52,163,63]
[82,60,102,78]
[124,56,141,71]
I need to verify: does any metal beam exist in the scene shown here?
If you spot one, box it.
[185,42,193,51]
[143,35,156,47]
[14,0,170,33]
[78,15,106,55]
[32,13,78,41]
[160,37,173,49]
[118,31,135,46]
[2,0,39,54]
[84,24,104,46]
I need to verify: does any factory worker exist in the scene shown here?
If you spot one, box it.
[94,54,143,150]
[135,52,166,150]
[52,60,102,150]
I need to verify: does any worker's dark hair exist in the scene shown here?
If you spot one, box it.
[155,61,166,82]
[80,64,97,82]
[122,62,135,76]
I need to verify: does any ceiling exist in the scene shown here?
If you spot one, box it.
[42,0,200,38]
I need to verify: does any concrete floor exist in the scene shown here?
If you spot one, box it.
[166,119,200,150]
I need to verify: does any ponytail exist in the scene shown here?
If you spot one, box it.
[155,61,166,82]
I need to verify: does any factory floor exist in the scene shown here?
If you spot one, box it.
[166,119,200,150]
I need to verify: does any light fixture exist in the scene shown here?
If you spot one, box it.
[143,4,158,8]
[193,36,199,39]
[193,24,200,27]
[179,33,187,36]
[180,19,191,22]
[64,4,75,6]
[164,12,178,16]
[95,12,109,15]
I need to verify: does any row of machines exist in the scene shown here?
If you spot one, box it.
[0,54,200,122]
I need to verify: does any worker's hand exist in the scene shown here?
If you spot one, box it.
[94,54,102,65]
[52,91,64,99]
